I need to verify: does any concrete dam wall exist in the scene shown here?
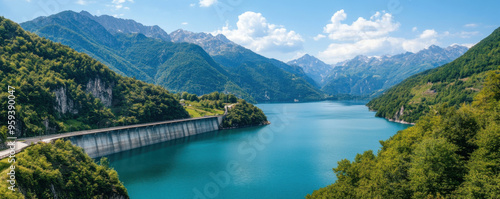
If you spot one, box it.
[67,116,223,158]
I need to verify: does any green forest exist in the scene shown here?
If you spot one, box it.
[0,16,189,140]
[308,27,500,199]
[307,69,500,198]
[20,11,324,103]
[367,27,500,123]
[0,140,128,199]
[222,100,268,128]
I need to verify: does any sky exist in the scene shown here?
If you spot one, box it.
[1,0,499,64]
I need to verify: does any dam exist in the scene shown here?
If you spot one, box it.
[19,115,225,158]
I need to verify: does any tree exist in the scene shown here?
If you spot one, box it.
[409,138,464,198]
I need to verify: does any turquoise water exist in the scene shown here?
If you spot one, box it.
[106,101,410,199]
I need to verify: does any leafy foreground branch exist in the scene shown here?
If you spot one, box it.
[0,140,128,199]
[307,70,500,199]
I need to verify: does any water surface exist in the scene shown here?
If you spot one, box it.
[106,101,410,199]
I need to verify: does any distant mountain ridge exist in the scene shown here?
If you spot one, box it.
[80,11,171,41]
[169,29,323,101]
[320,44,468,96]
[368,27,500,123]
[21,10,251,101]
[287,54,334,86]
[169,29,319,88]
[21,10,323,102]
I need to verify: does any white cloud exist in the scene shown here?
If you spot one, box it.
[323,10,400,41]
[190,3,196,7]
[313,34,326,41]
[443,31,480,38]
[182,22,188,25]
[76,0,90,5]
[464,23,478,28]
[402,29,439,52]
[317,10,444,64]
[214,11,304,53]
[199,0,217,7]
[111,0,133,10]
[460,43,476,48]
[319,37,405,64]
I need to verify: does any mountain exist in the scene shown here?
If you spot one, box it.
[169,29,319,89]
[169,29,323,101]
[0,16,189,139]
[20,10,252,101]
[367,27,500,123]
[79,11,171,41]
[21,11,322,102]
[321,45,468,97]
[287,54,334,86]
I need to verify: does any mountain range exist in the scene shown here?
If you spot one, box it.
[20,10,472,103]
[21,11,323,102]
[288,45,468,97]
[368,27,500,123]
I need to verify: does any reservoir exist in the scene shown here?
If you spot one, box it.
[106,101,410,198]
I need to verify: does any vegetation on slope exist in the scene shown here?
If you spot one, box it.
[307,69,500,198]
[367,27,500,123]
[0,140,128,199]
[229,62,324,102]
[21,11,253,101]
[174,91,237,117]
[0,16,189,140]
[222,100,268,128]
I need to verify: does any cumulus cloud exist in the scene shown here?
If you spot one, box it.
[111,0,133,10]
[317,10,443,64]
[181,22,188,25]
[199,0,217,7]
[214,11,304,53]
[464,23,478,28]
[323,10,400,41]
[313,34,326,41]
[402,29,439,52]
[76,0,92,5]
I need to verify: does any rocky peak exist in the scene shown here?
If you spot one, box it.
[82,11,171,41]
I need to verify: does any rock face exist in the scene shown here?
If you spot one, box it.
[85,77,113,107]
[53,77,112,116]
[53,87,78,114]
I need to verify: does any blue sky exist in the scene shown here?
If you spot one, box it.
[1,0,499,64]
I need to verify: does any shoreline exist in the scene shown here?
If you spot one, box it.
[387,118,416,125]
[219,121,271,130]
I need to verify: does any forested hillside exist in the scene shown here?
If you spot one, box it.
[0,17,189,140]
[169,29,324,102]
[0,140,129,199]
[368,27,500,123]
[21,11,324,102]
[21,11,252,101]
[307,67,500,199]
